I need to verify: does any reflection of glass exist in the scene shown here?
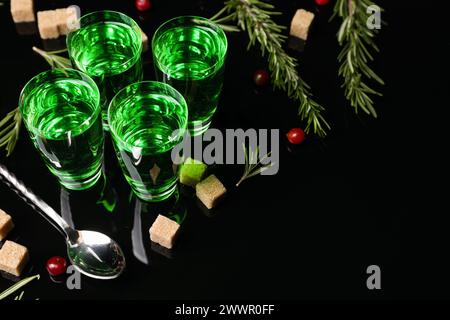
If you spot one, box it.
[19,69,104,190]
[137,187,187,224]
[58,170,119,240]
[67,10,143,127]
[60,187,75,229]
[59,170,117,219]
[152,16,227,136]
[108,81,188,202]
[96,171,117,213]
[132,198,149,264]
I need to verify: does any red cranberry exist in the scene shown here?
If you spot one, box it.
[315,0,331,6]
[253,69,270,87]
[287,128,306,144]
[46,256,68,277]
[135,0,152,12]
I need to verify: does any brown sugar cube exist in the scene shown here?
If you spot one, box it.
[10,0,35,23]
[195,174,227,209]
[0,209,14,241]
[149,215,180,249]
[0,241,29,277]
[37,10,59,39]
[55,7,79,35]
[290,9,315,40]
[141,30,149,52]
[66,6,80,33]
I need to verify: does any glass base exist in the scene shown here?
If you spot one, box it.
[133,181,178,203]
[59,169,102,191]
[188,119,212,136]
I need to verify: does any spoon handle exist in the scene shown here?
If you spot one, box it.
[0,164,70,238]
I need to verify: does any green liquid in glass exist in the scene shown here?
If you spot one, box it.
[109,84,187,202]
[68,19,143,125]
[21,78,104,190]
[153,22,227,135]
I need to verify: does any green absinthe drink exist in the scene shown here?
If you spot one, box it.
[108,81,188,202]
[67,11,143,128]
[152,16,227,136]
[19,69,104,190]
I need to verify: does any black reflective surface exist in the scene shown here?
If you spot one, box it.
[0,0,446,300]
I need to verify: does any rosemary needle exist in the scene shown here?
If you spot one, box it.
[236,144,274,187]
[0,107,22,157]
[0,274,40,300]
[32,46,72,69]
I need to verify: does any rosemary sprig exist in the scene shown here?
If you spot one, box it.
[212,0,330,137]
[236,143,273,187]
[0,47,72,156]
[32,46,72,69]
[0,274,40,300]
[0,107,22,156]
[332,0,384,117]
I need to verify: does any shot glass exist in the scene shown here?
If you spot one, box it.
[108,81,188,202]
[19,68,104,190]
[152,16,227,136]
[67,10,143,128]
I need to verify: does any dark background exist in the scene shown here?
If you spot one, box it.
[0,0,446,300]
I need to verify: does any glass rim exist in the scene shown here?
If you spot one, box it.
[67,10,143,74]
[19,68,101,134]
[151,15,228,76]
[107,80,188,149]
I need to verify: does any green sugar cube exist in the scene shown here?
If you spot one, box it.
[180,157,208,187]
